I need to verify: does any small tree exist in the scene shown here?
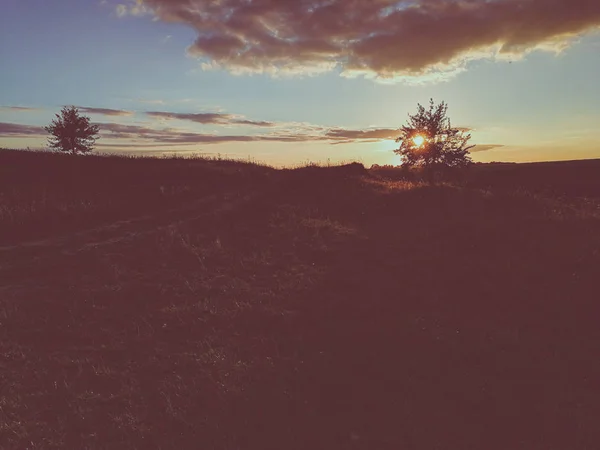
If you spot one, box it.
[395,100,474,175]
[44,106,100,154]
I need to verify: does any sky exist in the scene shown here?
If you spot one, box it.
[1,0,599,167]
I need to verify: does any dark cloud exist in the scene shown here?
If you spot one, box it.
[146,111,276,127]
[99,121,300,143]
[326,128,400,140]
[0,106,41,112]
[2,119,441,146]
[77,107,134,117]
[0,122,45,136]
[100,123,166,135]
[470,144,505,153]
[119,0,600,80]
[101,121,401,144]
[95,142,194,148]
[233,119,277,127]
[146,111,234,124]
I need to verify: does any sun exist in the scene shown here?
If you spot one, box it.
[412,135,425,147]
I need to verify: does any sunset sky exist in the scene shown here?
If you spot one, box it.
[1,0,599,166]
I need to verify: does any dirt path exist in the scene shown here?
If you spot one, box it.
[0,190,257,273]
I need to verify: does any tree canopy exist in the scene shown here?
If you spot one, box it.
[395,100,474,170]
[44,106,100,154]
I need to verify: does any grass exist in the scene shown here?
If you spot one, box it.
[1,148,600,449]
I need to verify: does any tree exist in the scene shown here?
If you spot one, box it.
[44,106,100,154]
[394,100,474,172]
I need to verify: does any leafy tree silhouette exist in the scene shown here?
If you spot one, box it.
[44,106,100,154]
[395,100,474,176]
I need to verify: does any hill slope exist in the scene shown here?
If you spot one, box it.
[1,150,600,449]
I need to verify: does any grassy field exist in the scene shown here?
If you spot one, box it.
[1,148,599,449]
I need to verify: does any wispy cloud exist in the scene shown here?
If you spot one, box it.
[118,0,600,82]
[325,128,400,140]
[1,106,41,112]
[116,0,149,18]
[95,142,192,149]
[0,122,44,136]
[470,144,505,153]
[100,121,404,145]
[233,119,277,127]
[77,106,134,117]
[99,121,321,144]
[1,119,465,147]
[146,111,276,127]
